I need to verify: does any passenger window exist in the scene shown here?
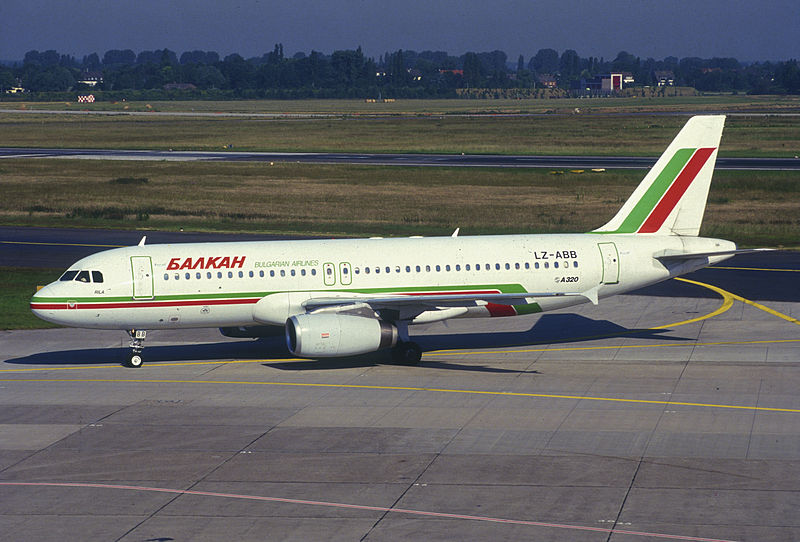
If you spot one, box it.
[564,262,569,268]
[249,271,254,278]
[406,266,411,273]
[425,265,430,272]
[386,266,390,273]
[505,263,510,270]
[343,267,349,275]
[455,264,460,271]
[476,264,481,271]
[525,262,530,270]
[465,264,470,271]
[301,269,306,276]
[196,272,201,279]
[544,262,550,269]
[76,270,91,283]
[280,270,285,277]
[435,265,440,272]
[174,273,180,280]
[217,272,222,279]
[573,261,579,268]
[515,263,520,270]
[495,263,501,270]
[185,272,191,280]
[375,267,380,274]
[445,265,451,272]
[311,269,317,276]
[535,262,540,269]
[164,273,169,281]
[365,267,370,274]
[228,271,233,278]
[91,271,104,283]
[395,266,400,273]
[259,270,264,277]
[326,267,333,275]
[291,269,296,277]
[270,270,275,277]
[59,270,79,281]
[554,262,559,269]
[355,267,360,274]
[415,265,421,272]
[208,272,212,279]
[239,271,244,278]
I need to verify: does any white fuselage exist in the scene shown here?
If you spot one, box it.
[31,233,735,330]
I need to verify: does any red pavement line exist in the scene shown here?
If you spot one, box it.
[0,481,738,542]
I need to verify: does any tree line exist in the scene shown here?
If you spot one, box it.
[1,45,798,98]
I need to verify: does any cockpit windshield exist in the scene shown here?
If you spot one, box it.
[59,270,79,281]
[59,270,104,283]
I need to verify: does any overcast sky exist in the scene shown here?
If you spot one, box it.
[1,0,798,63]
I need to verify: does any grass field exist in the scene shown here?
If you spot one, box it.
[0,267,62,330]
[5,95,800,114]
[1,107,799,157]
[1,159,797,246]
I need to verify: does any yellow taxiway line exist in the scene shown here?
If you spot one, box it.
[3,376,800,413]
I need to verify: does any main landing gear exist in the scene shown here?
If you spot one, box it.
[391,341,422,365]
[125,329,147,368]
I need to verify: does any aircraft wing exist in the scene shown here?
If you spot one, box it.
[302,290,595,312]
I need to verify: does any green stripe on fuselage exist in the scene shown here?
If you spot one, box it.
[609,148,695,234]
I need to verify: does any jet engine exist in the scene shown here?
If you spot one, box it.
[286,313,397,357]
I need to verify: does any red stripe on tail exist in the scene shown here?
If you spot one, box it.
[637,147,715,233]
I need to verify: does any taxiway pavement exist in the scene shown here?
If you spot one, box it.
[2,278,799,541]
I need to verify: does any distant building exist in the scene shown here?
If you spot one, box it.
[537,74,557,88]
[622,72,635,85]
[438,69,463,76]
[163,83,197,91]
[601,73,624,91]
[654,71,675,86]
[77,71,103,87]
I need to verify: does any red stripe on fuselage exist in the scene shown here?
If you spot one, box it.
[638,147,715,233]
[31,298,260,311]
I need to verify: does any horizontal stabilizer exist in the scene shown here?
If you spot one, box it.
[655,248,774,262]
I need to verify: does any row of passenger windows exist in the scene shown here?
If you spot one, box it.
[162,260,579,281]
[164,268,318,281]
[352,261,578,275]
[59,270,104,283]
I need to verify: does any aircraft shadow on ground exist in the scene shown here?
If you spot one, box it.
[6,314,685,372]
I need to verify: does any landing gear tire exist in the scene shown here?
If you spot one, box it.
[126,353,143,368]
[124,329,147,368]
[391,342,422,365]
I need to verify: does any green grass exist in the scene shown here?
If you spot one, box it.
[0,267,62,330]
[1,159,797,246]
[1,109,799,156]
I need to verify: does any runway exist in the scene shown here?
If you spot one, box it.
[2,146,799,170]
[2,247,800,540]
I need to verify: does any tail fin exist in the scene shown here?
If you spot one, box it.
[594,115,725,236]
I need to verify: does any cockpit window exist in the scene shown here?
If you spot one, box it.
[75,270,91,283]
[59,270,79,281]
[91,271,104,283]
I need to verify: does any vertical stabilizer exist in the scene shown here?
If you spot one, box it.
[594,115,725,236]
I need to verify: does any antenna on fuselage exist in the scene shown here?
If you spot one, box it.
[138,236,147,246]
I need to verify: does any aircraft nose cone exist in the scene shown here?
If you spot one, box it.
[30,283,66,325]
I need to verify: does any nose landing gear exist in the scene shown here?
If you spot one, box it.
[125,329,147,368]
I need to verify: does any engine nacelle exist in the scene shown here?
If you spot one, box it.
[286,313,397,358]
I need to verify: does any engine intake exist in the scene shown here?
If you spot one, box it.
[286,313,397,357]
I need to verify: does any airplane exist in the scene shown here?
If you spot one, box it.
[31,115,762,368]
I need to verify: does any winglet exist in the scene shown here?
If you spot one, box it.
[581,285,600,305]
